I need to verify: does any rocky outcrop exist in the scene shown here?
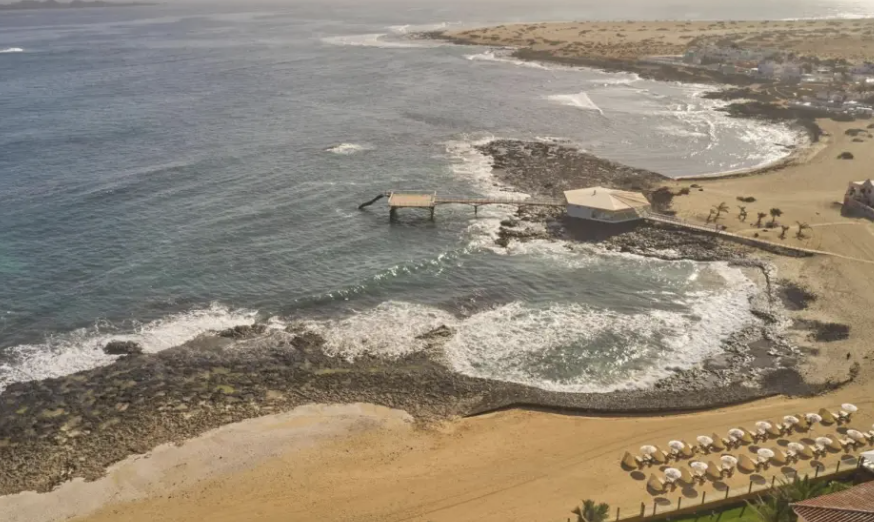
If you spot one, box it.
[216,324,267,339]
[103,341,142,356]
[475,139,666,199]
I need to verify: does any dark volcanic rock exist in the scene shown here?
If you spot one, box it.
[415,325,455,341]
[217,324,268,339]
[103,340,142,356]
[0,323,810,496]
[476,139,667,198]
[838,151,854,160]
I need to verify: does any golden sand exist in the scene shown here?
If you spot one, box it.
[445,19,874,62]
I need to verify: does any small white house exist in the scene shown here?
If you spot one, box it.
[846,179,874,207]
[564,187,651,223]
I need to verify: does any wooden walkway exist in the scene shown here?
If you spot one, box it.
[359,191,564,219]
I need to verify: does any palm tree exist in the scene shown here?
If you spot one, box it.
[706,209,716,223]
[573,499,610,522]
[769,208,783,227]
[796,221,811,239]
[780,225,790,239]
[756,212,767,227]
[713,202,730,221]
[738,205,748,221]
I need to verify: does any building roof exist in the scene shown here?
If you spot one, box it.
[563,187,650,211]
[793,481,874,522]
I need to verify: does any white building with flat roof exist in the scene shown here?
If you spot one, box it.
[563,187,651,223]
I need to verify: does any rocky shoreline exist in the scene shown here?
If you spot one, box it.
[0,317,824,496]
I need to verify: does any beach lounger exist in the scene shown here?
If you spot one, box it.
[711,434,726,452]
[770,451,789,467]
[766,422,784,438]
[739,430,754,445]
[798,445,814,460]
[738,454,757,473]
[681,441,698,459]
[819,408,838,426]
[680,467,695,486]
[647,474,667,494]
[705,461,723,481]
[651,447,668,464]
[794,415,810,432]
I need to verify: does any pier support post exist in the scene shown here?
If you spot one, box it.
[390,207,397,221]
[429,207,435,221]
[474,205,478,216]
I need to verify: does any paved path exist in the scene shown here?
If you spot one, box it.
[642,211,874,265]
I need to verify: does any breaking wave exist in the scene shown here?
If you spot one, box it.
[465,50,551,70]
[0,48,24,54]
[303,261,761,393]
[325,143,372,155]
[0,304,257,392]
[546,92,605,115]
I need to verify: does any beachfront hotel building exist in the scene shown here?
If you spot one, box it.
[563,187,651,223]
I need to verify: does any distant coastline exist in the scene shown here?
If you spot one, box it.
[0,0,155,11]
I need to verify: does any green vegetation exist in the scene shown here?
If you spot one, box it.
[671,503,758,522]
[573,499,611,522]
[748,477,852,522]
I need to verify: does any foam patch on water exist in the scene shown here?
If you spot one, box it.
[465,50,551,70]
[304,262,760,393]
[325,143,372,155]
[0,48,24,53]
[321,33,446,49]
[0,304,257,392]
[546,92,605,115]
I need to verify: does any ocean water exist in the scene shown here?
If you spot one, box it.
[0,0,870,393]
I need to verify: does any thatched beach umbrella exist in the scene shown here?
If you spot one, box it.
[622,451,638,469]
[664,468,682,482]
[848,429,867,443]
[842,403,859,414]
[757,448,775,459]
[711,433,726,451]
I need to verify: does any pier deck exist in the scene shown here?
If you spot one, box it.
[360,191,564,220]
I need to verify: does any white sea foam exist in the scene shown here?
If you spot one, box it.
[321,33,447,49]
[325,143,372,155]
[546,92,605,115]
[464,50,551,70]
[0,48,24,53]
[0,304,257,392]
[303,261,760,393]
[590,73,642,85]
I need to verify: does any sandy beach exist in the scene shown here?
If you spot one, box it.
[440,19,874,62]
[7,391,863,522]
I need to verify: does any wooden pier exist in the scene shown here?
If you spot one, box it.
[359,191,565,220]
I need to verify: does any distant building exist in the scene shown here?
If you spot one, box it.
[846,179,874,207]
[563,187,651,223]
[793,479,874,522]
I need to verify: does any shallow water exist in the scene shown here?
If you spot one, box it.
[0,0,869,392]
